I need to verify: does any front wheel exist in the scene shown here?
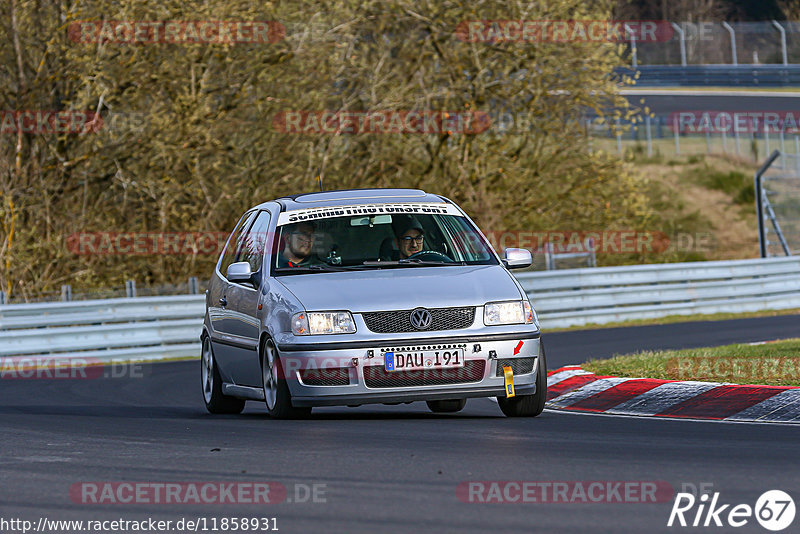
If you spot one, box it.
[201,336,245,414]
[497,342,547,417]
[262,338,312,419]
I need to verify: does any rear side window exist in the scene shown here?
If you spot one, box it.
[218,211,258,277]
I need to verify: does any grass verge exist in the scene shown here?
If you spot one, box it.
[582,338,800,387]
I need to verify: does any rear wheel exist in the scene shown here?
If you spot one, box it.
[201,336,245,414]
[426,399,467,413]
[497,342,547,417]
[262,338,312,419]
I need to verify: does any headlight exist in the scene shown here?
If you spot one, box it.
[484,301,536,326]
[291,311,356,335]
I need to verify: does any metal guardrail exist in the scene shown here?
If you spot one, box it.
[616,65,800,87]
[517,256,800,328]
[2,257,799,362]
[0,295,205,362]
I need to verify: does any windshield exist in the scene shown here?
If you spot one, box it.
[272,203,498,273]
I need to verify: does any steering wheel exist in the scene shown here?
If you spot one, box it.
[408,250,454,262]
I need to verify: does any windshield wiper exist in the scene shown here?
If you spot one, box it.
[361,259,453,267]
[274,264,353,273]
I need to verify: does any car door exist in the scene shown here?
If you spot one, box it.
[219,210,272,386]
[209,210,258,381]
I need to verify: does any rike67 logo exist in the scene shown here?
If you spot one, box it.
[668,490,795,531]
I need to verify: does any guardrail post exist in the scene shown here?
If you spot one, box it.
[126,279,136,298]
[587,238,597,268]
[189,276,199,295]
[61,285,72,302]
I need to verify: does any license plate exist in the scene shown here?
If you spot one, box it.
[384,348,465,372]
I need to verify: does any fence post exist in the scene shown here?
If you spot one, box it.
[765,123,771,158]
[772,20,788,66]
[61,285,72,302]
[795,135,800,174]
[780,121,786,169]
[0,291,5,305]
[615,118,622,156]
[671,23,687,66]
[189,276,199,295]
[735,123,741,156]
[722,127,727,152]
[673,115,680,156]
[722,22,738,65]
[705,128,711,154]
[645,115,653,157]
[126,279,137,298]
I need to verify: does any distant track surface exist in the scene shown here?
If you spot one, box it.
[1,315,799,533]
[620,90,800,114]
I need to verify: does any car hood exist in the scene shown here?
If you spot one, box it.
[275,265,523,312]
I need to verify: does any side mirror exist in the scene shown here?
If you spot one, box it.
[502,248,532,269]
[226,261,255,284]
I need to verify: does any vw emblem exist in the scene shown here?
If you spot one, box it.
[410,308,432,330]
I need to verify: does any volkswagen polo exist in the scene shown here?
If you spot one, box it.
[201,188,546,418]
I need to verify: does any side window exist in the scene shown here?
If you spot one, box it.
[219,211,258,277]
[238,211,271,272]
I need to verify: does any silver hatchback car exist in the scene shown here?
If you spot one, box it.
[201,188,546,418]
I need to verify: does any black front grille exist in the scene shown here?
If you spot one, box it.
[495,358,536,377]
[364,360,485,388]
[362,307,475,333]
[299,368,350,386]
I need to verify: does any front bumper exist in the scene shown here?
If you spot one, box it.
[276,331,541,407]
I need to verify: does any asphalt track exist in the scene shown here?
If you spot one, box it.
[2,315,799,534]
[620,90,800,115]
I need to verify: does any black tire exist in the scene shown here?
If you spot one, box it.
[261,338,312,419]
[497,342,547,417]
[426,399,467,413]
[201,336,246,414]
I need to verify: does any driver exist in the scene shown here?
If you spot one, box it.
[394,218,425,259]
[278,221,322,268]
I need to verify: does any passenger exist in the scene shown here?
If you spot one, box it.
[278,222,321,268]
